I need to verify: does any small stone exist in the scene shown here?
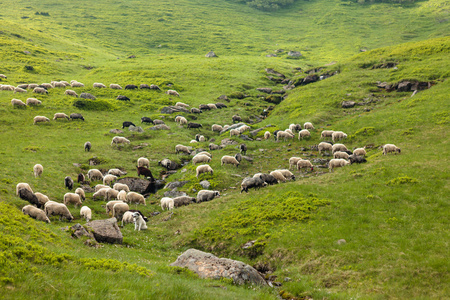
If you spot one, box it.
[199,180,211,189]
[337,239,347,245]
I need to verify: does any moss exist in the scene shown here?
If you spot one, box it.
[386,176,419,186]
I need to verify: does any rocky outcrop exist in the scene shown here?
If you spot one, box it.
[85,218,123,244]
[80,93,96,100]
[161,106,189,114]
[129,125,144,132]
[205,51,218,58]
[149,124,170,130]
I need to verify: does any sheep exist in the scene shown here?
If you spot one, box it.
[166,90,180,97]
[158,158,180,170]
[41,83,53,89]
[175,102,189,108]
[33,164,43,178]
[269,171,287,183]
[277,131,294,142]
[18,84,29,89]
[71,81,85,88]
[192,154,211,165]
[121,211,135,225]
[211,124,223,132]
[53,113,69,120]
[44,202,73,221]
[196,164,214,178]
[0,74,6,79]
[190,108,202,114]
[198,135,206,142]
[321,130,334,139]
[77,173,85,183]
[113,183,130,193]
[235,153,242,163]
[348,155,367,164]
[11,99,27,107]
[33,116,50,124]
[14,87,27,93]
[332,143,348,154]
[276,169,296,181]
[334,151,349,160]
[264,131,271,140]
[111,136,130,146]
[26,98,42,105]
[254,173,278,185]
[238,125,250,133]
[22,205,50,223]
[70,113,85,121]
[18,188,40,208]
[64,193,82,207]
[230,128,240,137]
[187,122,203,129]
[215,102,227,109]
[53,82,66,88]
[122,121,136,129]
[106,188,120,200]
[84,141,91,152]
[175,144,191,155]
[74,188,86,201]
[35,192,50,207]
[285,129,294,136]
[232,115,243,123]
[150,84,161,90]
[93,82,106,88]
[117,95,130,101]
[239,144,247,155]
[108,169,127,176]
[103,174,118,186]
[64,176,74,190]
[196,151,212,158]
[304,122,314,130]
[207,103,217,110]
[209,143,220,151]
[106,200,125,215]
[80,206,92,222]
[290,124,302,132]
[1,85,15,91]
[141,117,153,124]
[117,190,127,201]
[383,144,401,155]
[140,84,150,89]
[173,196,196,208]
[125,84,138,90]
[176,116,188,125]
[93,187,111,200]
[196,190,220,203]
[112,202,129,221]
[88,169,104,181]
[160,197,174,210]
[33,87,48,94]
[64,89,78,97]
[289,157,303,170]
[298,129,311,140]
[297,160,314,172]
[28,84,39,89]
[137,167,155,180]
[318,142,333,155]
[132,212,148,231]
[136,157,150,169]
[328,158,351,172]
[221,155,240,167]
[240,176,267,193]
[16,183,33,195]
[126,192,146,205]
[332,131,347,143]
[94,184,109,192]
[353,147,367,157]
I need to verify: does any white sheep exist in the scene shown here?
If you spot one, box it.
[33,116,50,125]
[132,212,147,231]
[230,129,240,137]
[106,200,125,215]
[93,187,111,200]
[207,103,217,110]
[93,82,106,88]
[304,122,314,130]
[11,99,26,107]
[198,135,205,142]
[196,164,214,178]
[75,188,86,201]
[33,164,43,178]
[221,155,240,167]
[44,202,73,221]
[103,174,118,186]
[53,113,69,120]
[298,129,311,140]
[16,183,33,195]
[88,169,104,181]
[383,144,401,155]
[53,82,66,88]
[332,143,348,154]
[264,131,271,140]
[166,89,180,96]
[111,136,130,146]
[112,202,129,220]
[196,190,220,203]
[71,81,84,87]
[35,192,49,207]
[80,206,92,222]
[41,83,53,89]
[22,205,50,223]
[353,147,367,157]
[126,192,146,205]
[137,157,150,168]
[211,124,223,132]
[106,188,119,200]
[321,130,334,139]
[334,151,349,160]
[94,184,109,192]
[178,116,188,125]
[277,131,294,142]
[318,142,333,155]
[190,140,198,144]
[238,125,250,133]
[270,170,287,183]
[223,125,230,130]
[14,87,27,93]
[110,84,122,89]
[289,157,303,170]
[117,190,127,201]
[160,197,174,210]
[33,87,48,94]
[28,84,38,89]
[275,169,296,181]
[192,154,211,165]
[113,183,130,193]
[328,158,350,172]
[289,124,297,132]
[332,131,347,143]
[285,129,294,136]
[63,193,82,207]
[26,98,41,105]
[175,102,189,108]
[297,160,314,172]
[108,169,127,176]
[64,89,78,97]
[175,144,191,155]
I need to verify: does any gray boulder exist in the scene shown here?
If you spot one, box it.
[341,101,356,108]
[70,223,94,239]
[164,181,189,190]
[80,93,96,100]
[199,180,211,189]
[149,124,170,130]
[161,106,189,114]
[164,189,186,198]
[287,51,302,58]
[116,177,159,194]
[85,218,123,244]
[205,51,218,58]
[129,125,144,133]
[170,249,267,285]
[220,138,239,146]
[109,129,124,134]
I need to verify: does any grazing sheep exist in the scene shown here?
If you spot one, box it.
[93,82,106,88]
[137,167,154,180]
[70,113,85,121]
[334,151,349,160]
[16,183,33,195]
[126,192,146,205]
[241,176,267,193]
[150,84,161,90]
[140,84,150,89]
[22,205,50,223]
[105,188,119,200]
[111,136,130,146]
[160,197,174,210]
[11,99,27,107]
[192,154,211,165]
[117,190,127,201]
[137,157,150,168]
[232,115,243,123]
[318,142,333,155]
[285,129,294,136]
[113,183,130,193]
[166,90,180,97]
[28,84,39,89]
[297,160,314,172]
[103,174,118,186]
[199,104,210,111]
[332,143,348,154]
[276,169,296,181]
[197,151,212,158]
[264,131,271,140]
[238,125,250,133]
[175,144,191,155]
[328,158,351,172]
[235,153,242,163]
[40,83,53,89]
[190,108,202,114]
[75,188,85,201]
[53,113,69,120]
[230,128,240,137]
[240,144,247,155]
[122,121,136,129]
[33,87,48,94]
[196,164,214,178]
[353,147,367,157]
[209,143,220,151]
[277,131,294,142]
[18,188,40,208]
[290,124,302,132]
[64,89,78,97]
[304,122,314,130]
[116,95,130,101]
[33,164,43,178]
[207,103,217,110]
[298,129,311,140]
[221,155,240,167]
[94,184,109,192]
[125,84,138,90]
[121,211,135,225]
[141,117,153,124]
[132,212,147,231]
[77,173,85,183]
[88,169,104,181]
[64,176,74,190]
[173,196,196,208]
[110,84,122,89]
[112,202,129,221]
[187,122,203,129]
[332,131,347,143]
[321,130,334,139]
[71,81,84,87]
[289,157,303,170]
[176,102,189,108]
[14,87,27,93]
[63,193,82,207]
[215,102,227,109]
[211,124,223,132]
[1,85,15,91]
[348,155,367,164]
[53,82,66,88]
[26,98,42,105]
[273,130,281,140]
[254,173,278,185]
[35,192,49,207]
[196,190,220,203]
[0,74,6,79]
[108,169,127,176]
[44,202,73,221]
[383,144,401,155]
[106,200,125,215]
[158,158,180,170]
[175,116,188,125]
[269,171,287,183]
[84,141,91,152]
[93,188,111,200]
[80,206,92,222]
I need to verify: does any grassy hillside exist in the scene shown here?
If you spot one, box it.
[0,0,449,299]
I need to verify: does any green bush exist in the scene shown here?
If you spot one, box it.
[73,99,116,111]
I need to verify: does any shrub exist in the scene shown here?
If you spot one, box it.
[73,99,116,111]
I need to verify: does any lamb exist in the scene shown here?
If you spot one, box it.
[141,117,153,124]
[332,143,348,154]
[64,176,74,190]
[348,155,367,164]
[196,164,214,178]
[110,84,122,89]
[318,142,333,155]
[16,183,33,195]
[33,116,50,124]
[18,188,40,208]
[33,87,48,94]
[113,183,130,193]
[332,131,347,143]
[75,188,86,201]
[35,192,50,207]
[192,154,211,165]
[11,99,27,107]
[269,171,287,183]
[122,121,136,129]
[126,192,146,205]
[64,89,78,97]
[198,135,206,142]
[93,82,106,88]
[84,141,91,152]
[232,115,243,123]
[328,158,351,172]
[106,188,119,200]
[112,202,129,221]
[190,108,202,114]
[106,200,125,215]
[173,196,196,207]
[221,155,240,167]
[26,98,41,105]
[298,129,311,140]
[207,103,217,109]
[108,169,127,176]
[71,81,84,87]
[353,147,367,157]
[117,190,127,201]
[304,122,315,130]
[176,102,189,108]
[93,187,111,200]
[53,113,69,120]
[297,160,314,172]
[264,131,271,140]
[196,190,220,203]
[230,129,240,137]
[334,151,349,160]
[111,136,130,146]
[276,169,296,181]
[137,157,150,168]
[209,143,221,151]
[136,167,154,180]
[70,113,85,121]
[254,173,278,185]
[383,144,401,155]
[166,90,180,97]
[187,122,203,129]
[211,124,223,132]
[160,197,174,210]
[277,131,294,142]
[44,202,73,221]
[103,174,118,186]
[22,205,50,223]
[80,206,92,222]
[63,193,82,207]
[175,144,191,155]
[132,212,148,231]
[289,157,303,170]
[88,169,104,181]
[240,176,267,193]
[321,130,334,139]
[94,184,109,192]
[33,164,43,178]
[14,87,27,93]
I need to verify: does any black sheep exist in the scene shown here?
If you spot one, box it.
[349,155,367,164]
[240,143,247,155]
[141,117,153,124]
[84,141,91,152]
[18,188,41,208]
[122,121,136,129]
[77,173,85,183]
[64,176,74,190]
[70,113,85,121]
[199,104,210,111]
[187,122,202,129]
[232,115,243,123]
[116,95,130,101]
[136,167,155,181]
[125,84,138,90]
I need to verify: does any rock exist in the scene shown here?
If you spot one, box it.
[266,76,282,83]
[242,156,253,162]
[205,51,218,58]
[341,101,356,108]
[265,68,285,78]
[73,163,82,167]
[161,106,189,114]
[256,87,272,94]
[287,51,302,58]
[397,81,412,92]
[220,138,239,146]
[217,95,229,102]
[164,181,189,190]
[116,177,159,194]
[164,190,186,198]
[266,54,277,57]
[70,223,94,239]
[110,129,124,134]
[199,180,211,189]
[80,184,95,193]
[302,74,319,85]
[219,123,245,134]
[249,124,274,136]
[170,249,267,285]
[129,125,144,133]
[85,218,123,244]
[149,124,170,130]
[264,95,283,104]
[80,93,96,100]
[337,239,347,245]
[128,55,136,58]
[240,134,253,141]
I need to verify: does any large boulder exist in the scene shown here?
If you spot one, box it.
[116,177,161,194]
[149,124,170,130]
[85,218,122,244]
[170,249,267,286]
[129,125,144,133]
[249,124,274,136]
[80,93,96,100]
[161,106,189,114]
